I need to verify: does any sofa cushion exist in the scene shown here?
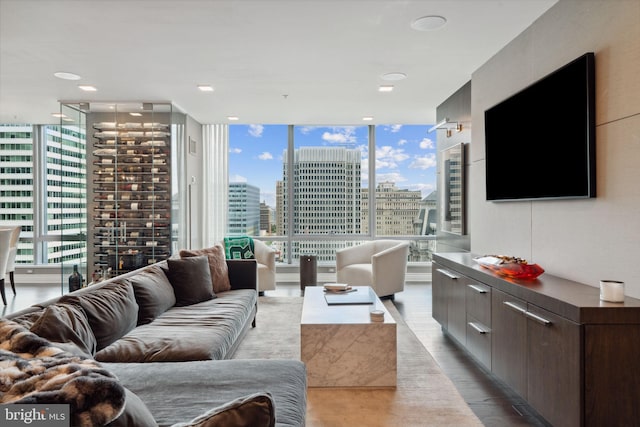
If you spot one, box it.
[95,290,257,363]
[104,359,307,427]
[30,303,97,356]
[171,392,275,427]
[9,308,45,329]
[165,256,216,306]
[60,280,139,351]
[128,265,176,325]
[106,387,158,427]
[180,244,232,293]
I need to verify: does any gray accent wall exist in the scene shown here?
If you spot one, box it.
[469,0,640,296]
[436,81,471,254]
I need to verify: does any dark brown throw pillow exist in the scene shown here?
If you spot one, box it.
[165,255,216,306]
[179,244,232,293]
[128,265,176,325]
[30,303,97,356]
[60,280,139,351]
[171,392,275,427]
[106,388,159,427]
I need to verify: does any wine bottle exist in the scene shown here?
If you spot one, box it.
[68,264,83,293]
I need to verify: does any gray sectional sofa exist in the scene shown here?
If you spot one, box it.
[2,252,306,427]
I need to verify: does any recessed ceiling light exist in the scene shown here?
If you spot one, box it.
[228,116,239,121]
[130,112,142,116]
[411,15,447,31]
[78,85,97,91]
[378,85,394,92]
[198,85,214,92]
[62,117,75,122]
[362,116,374,121]
[54,71,81,80]
[381,72,407,81]
[51,113,66,118]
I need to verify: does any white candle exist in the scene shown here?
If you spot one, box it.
[600,280,625,302]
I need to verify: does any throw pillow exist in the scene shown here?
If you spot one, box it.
[60,280,139,351]
[223,236,255,260]
[171,392,275,427]
[128,264,177,325]
[106,387,158,427]
[30,303,97,356]
[165,256,216,306]
[179,244,232,293]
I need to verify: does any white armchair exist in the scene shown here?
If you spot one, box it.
[336,240,409,299]
[253,239,277,293]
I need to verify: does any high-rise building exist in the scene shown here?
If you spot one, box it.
[279,146,361,261]
[259,201,274,235]
[0,124,86,265]
[228,182,260,235]
[415,191,437,236]
[361,181,422,235]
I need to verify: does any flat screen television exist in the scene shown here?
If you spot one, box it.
[484,52,595,201]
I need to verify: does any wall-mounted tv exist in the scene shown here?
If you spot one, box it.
[484,52,595,201]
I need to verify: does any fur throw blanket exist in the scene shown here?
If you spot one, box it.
[0,320,125,426]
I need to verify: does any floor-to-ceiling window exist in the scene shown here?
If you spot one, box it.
[0,123,87,269]
[228,124,436,263]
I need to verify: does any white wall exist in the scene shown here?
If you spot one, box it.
[184,115,204,249]
[470,0,640,295]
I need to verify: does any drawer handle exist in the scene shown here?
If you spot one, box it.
[503,301,527,314]
[436,268,458,280]
[468,322,488,334]
[468,284,487,294]
[525,311,552,326]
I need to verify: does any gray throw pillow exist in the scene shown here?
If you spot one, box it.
[179,244,232,293]
[165,256,216,306]
[171,392,275,427]
[30,303,97,356]
[128,265,176,325]
[60,280,139,351]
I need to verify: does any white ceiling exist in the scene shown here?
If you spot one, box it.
[0,0,557,125]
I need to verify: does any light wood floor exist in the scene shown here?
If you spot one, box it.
[3,281,549,426]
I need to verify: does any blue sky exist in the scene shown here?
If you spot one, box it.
[229,124,437,207]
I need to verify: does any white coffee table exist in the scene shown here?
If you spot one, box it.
[300,286,397,387]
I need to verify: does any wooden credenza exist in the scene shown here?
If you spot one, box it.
[432,252,640,427]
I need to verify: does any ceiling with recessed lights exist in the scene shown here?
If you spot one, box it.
[0,0,557,125]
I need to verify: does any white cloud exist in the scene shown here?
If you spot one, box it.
[321,126,357,144]
[248,124,264,137]
[377,172,407,183]
[389,124,402,133]
[229,147,242,154]
[298,126,319,135]
[375,145,409,169]
[419,137,434,149]
[258,152,273,160]
[409,153,437,170]
[398,138,408,146]
[229,174,247,183]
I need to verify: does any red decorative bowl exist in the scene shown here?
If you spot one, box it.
[474,255,544,280]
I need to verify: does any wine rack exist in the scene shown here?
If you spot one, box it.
[89,118,172,276]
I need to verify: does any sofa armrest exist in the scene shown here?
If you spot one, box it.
[226,259,258,291]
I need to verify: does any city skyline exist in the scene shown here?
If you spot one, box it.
[229,124,436,207]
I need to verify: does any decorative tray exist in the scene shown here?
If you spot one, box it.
[474,255,544,280]
[323,284,353,293]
